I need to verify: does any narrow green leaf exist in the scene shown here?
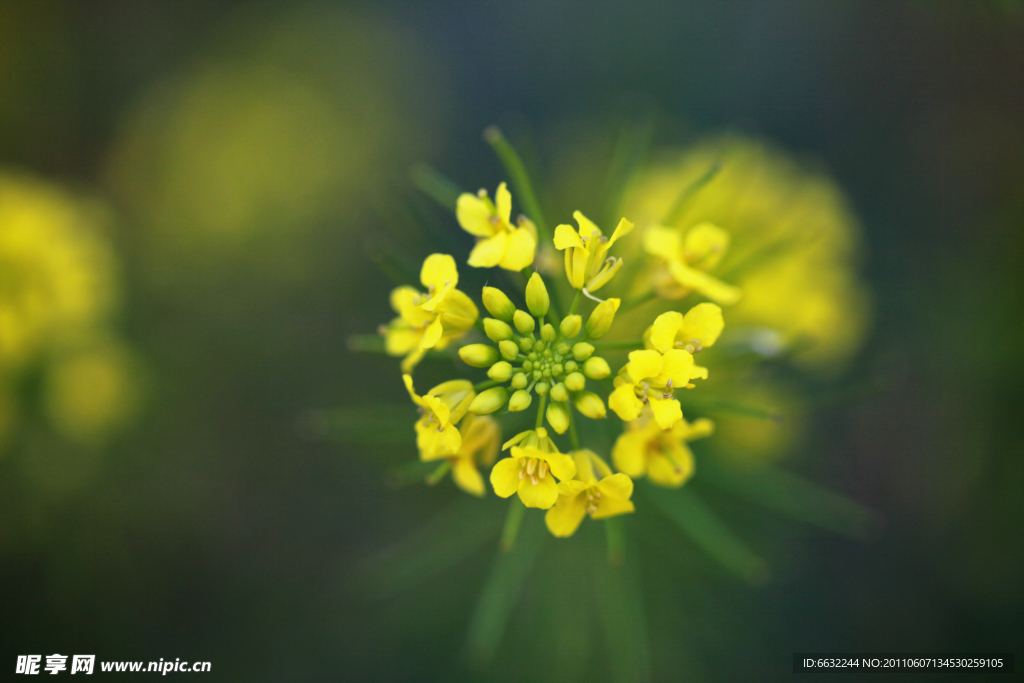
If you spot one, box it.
[409,162,463,212]
[463,511,546,667]
[677,392,783,422]
[643,483,769,584]
[353,497,501,600]
[698,458,881,540]
[592,529,652,683]
[484,126,549,244]
[661,159,722,227]
[302,405,416,445]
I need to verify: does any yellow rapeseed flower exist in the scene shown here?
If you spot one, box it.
[403,374,475,460]
[642,222,741,305]
[647,303,724,354]
[490,427,576,509]
[612,409,714,487]
[545,449,634,537]
[608,349,706,429]
[553,211,634,291]
[456,182,537,271]
[383,254,478,372]
[423,414,500,497]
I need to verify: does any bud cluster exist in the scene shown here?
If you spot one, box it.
[458,274,616,433]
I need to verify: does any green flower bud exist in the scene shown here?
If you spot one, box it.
[482,286,515,322]
[508,389,533,412]
[583,356,611,380]
[513,309,535,335]
[551,363,564,377]
[572,342,595,361]
[541,323,556,343]
[535,381,550,396]
[519,337,534,352]
[564,360,579,373]
[556,342,571,355]
[469,386,509,414]
[488,361,513,381]
[585,298,620,339]
[522,360,534,372]
[559,315,582,339]
[511,372,528,389]
[565,371,586,392]
[499,340,520,361]
[460,344,500,368]
[546,402,570,434]
[550,382,569,402]
[525,272,550,317]
[574,391,606,419]
[542,368,551,378]
[483,318,514,342]
[534,340,546,352]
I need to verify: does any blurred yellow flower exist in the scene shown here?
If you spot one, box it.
[383,254,478,372]
[457,183,537,271]
[553,211,634,291]
[608,349,705,429]
[0,173,116,367]
[622,136,870,370]
[545,450,634,537]
[643,222,740,305]
[424,414,500,497]
[647,303,724,354]
[612,411,714,487]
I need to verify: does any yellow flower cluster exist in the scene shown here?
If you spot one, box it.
[378,181,726,538]
[0,172,138,448]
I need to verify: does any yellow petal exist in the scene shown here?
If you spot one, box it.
[498,226,537,271]
[543,452,577,481]
[416,420,461,460]
[657,349,695,386]
[453,457,485,496]
[556,479,589,497]
[420,253,459,290]
[643,225,682,260]
[502,430,533,450]
[495,182,512,225]
[490,457,522,498]
[572,451,598,486]
[544,492,588,537]
[648,395,682,430]
[612,430,648,477]
[590,496,635,519]
[606,217,635,248]
[573,211,601,240]
[626,349,663,383]
[570,247,589,289]
[681,302,725,348]
[647,443,694,487]
[683,222,729,269]
[608,383,643,423]
[385,326,420,355]
[420,316,444,349]
[403,374,424,406]
[683,417,715,440]
[553,223,585,250]
[517,473,559,509]
[596,472,634,501]
[467,232,507,268]
[668,261,741,306]
[456,193,496,237]
[649,311,683,353]
[400,348,425,373]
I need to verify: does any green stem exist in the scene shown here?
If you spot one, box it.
[535,393,548,429]
[499,497,526,552]
[604,516,625,566]
[567,404,580,451]
[568,289,582,316]
[590,338,645,350]
[484,126,549,244]
[474,379,503,392]
[425,460,453,486]
[409,163,464,212]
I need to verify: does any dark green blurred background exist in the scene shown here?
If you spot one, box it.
[1,1,1022,680]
